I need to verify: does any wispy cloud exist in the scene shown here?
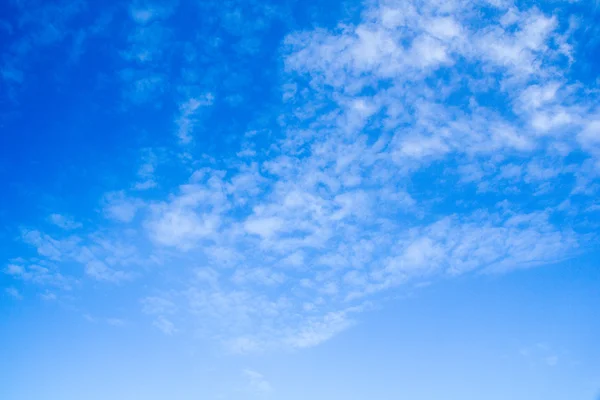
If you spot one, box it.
[48,214,82,230]
[5,287,23,300]
[3,0,600,354]
[102,191,143,223]
[242,369,273,396]
[175,94,215,144]
[153,316,177,335]
[132,148,159,190]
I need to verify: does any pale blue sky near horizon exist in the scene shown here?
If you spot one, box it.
[1,0,600,399]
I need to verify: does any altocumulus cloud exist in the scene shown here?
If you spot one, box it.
[3,0,600,353]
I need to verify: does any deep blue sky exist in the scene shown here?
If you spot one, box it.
[1,0,600,399]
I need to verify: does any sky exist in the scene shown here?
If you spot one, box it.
[1,0,600,399]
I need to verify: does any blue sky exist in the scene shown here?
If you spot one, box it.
[1,0,600,398]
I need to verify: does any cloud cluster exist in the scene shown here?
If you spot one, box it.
[4,0,599,352]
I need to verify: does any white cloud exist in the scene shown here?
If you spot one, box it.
[133,180,157,190]
[194,268,220,286]
[6,0,600,355]
[102,191,143,223]
[145,174,227,249]
[284,310,355,349]
[130,8,156,25]
[85,260,132,283]
[578,120,600,150]
[153,316,177,335]
[40,292,57,301]
[147,206,219,249]
[48,214,82,230]
[5,264,25,276]
[21,230,79,261]
[242,369,273,395]
[129,3,173,26]
[141,296,177,315]
[4,261,72,290]
[244,217,284,239]
[410,35,450,67]
[133,148,158,190]
[426,16,463,40]
[386,237,445,275]
[5,287,23,300]
[119,70,166,104]
[176,95,214,144]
